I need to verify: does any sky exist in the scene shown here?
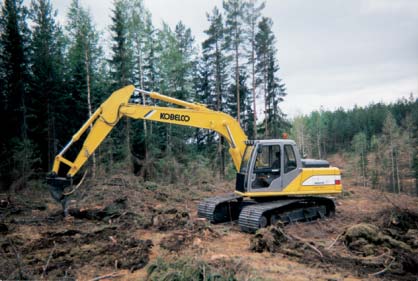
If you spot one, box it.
[50,0,418,118]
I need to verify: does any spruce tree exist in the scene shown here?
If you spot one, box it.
[29,0,66,171]
[66,0,102,176]
[255,17,286,138]
[110,0,132,88]
[109,0,133,169]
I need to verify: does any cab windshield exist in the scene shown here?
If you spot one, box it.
[239,145,254,173]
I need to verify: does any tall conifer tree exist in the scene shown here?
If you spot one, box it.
[223,0,245,124]
[202,7,229,177]
[255,17,286,138]
[0,0,31,188]
[29,0,66,170]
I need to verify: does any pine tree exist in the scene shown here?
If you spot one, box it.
[223,0,246,124]
[0,0,32,189]
[202,7,229,177]
[244,0,265,138]
[226,72,253,136]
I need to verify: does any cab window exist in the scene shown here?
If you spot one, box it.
[252,144,281,189]
[284,145,297,173]
[239,145,254,173]
[254,145,281,171]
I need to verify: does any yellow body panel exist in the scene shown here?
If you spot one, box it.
[235,167,342,197]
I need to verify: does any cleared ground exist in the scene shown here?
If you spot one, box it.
[1,158,418,280]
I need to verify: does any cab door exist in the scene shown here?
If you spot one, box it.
[282,144,301,188]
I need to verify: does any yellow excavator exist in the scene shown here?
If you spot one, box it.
[47,85,342,232]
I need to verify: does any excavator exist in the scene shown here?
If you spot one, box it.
[47,85,342,233]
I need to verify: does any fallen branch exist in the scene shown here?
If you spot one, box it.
[326,233,343,249]
[89,272,124,281]
[41,241,56,279]
[369,256,395,276]
[8,238,25,279]
[278,228,324,258]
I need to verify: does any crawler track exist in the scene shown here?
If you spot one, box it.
[198,195,336,233]
[239,197,336,233]
[197,193,244,223]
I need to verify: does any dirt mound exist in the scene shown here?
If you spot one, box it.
[152,208,190,231]
[250,225,288,252]
[341,208,418,279]
[160,219,220,252]
[344,223,411,254]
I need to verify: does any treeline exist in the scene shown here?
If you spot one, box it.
[291,96,418,195]
[0,0,287,190]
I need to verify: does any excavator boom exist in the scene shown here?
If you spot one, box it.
[50,85,247,180]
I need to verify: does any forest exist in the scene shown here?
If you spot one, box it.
[0,0,417,196]
[2,0,418,280]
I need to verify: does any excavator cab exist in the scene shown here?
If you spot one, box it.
[236,140,302,195]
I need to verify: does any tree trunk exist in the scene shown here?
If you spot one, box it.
[390,147,396,192]
[264,54,268,138]
[215,40,224,177]
[126,118,133,171]
[395,151,401,193]
[85,47,96,178]
[138,40,148,177]
[235,39,240,124]
[220,137,225,179]
[252,45,257,139]
[361,152,366,187]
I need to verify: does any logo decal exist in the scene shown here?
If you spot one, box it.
[159,113,190,122]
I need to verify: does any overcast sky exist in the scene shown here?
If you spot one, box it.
[50,0,418,118]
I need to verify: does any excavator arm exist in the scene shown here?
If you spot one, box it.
[48,85,247,191]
